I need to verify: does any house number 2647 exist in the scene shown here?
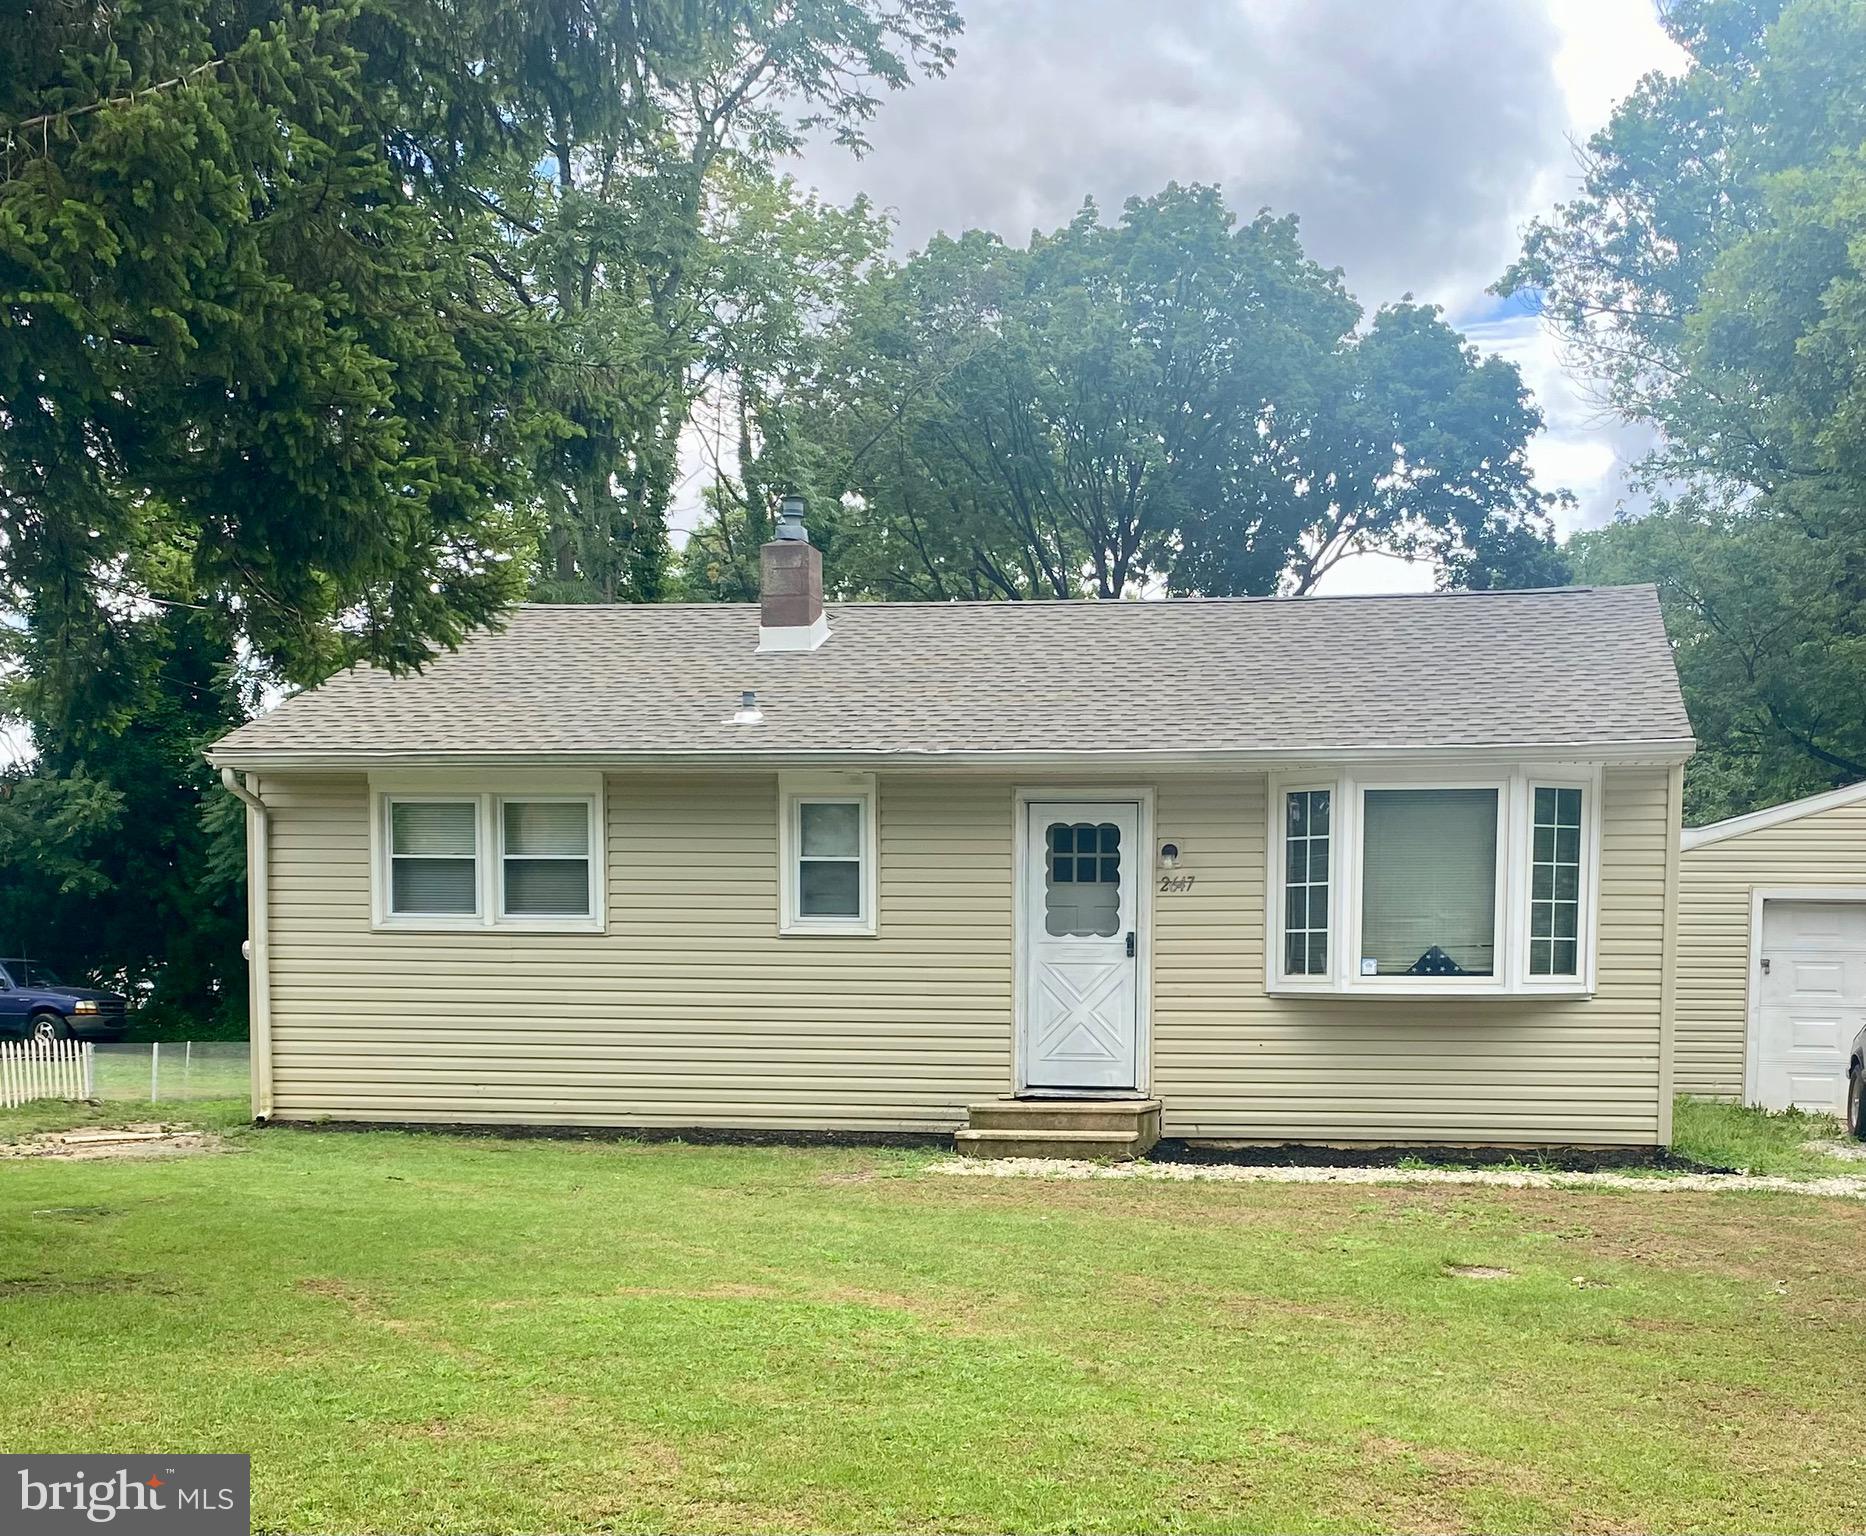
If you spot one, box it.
[1157,874,1196,894]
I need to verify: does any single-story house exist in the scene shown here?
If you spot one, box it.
[1676,781,1866,1114]
[208,503,1695,1154]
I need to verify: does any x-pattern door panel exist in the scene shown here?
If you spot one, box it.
[1024,801,1139,1090]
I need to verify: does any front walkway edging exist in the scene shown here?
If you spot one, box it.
[926,1157,1866,1200]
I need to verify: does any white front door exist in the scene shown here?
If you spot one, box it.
[1753,900,1866,1115]
[1023,801,1140,1091]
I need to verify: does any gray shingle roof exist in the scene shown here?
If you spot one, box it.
[209,586,1693,764]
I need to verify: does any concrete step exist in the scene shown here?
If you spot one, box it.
[965,1097,1163,1136]
[952,1127,1148,1161]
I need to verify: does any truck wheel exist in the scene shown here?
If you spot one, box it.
[1850,1068,1866,1142]
[29,1012,69,1043]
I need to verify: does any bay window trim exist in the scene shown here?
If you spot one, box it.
[778,772,878,937]
[1515,768,1603,995]
[368,773,605,934]
[1266,763,1601,999]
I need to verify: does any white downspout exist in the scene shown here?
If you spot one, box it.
[220,767,274,1122]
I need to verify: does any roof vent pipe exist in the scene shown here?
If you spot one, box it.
[727,689,764,725]
[775,493,808,541]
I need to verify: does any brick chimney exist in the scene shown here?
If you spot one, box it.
[757,493,829,652]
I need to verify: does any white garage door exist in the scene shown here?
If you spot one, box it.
[1752,900,1866,1115]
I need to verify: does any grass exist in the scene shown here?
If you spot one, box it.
[3,1102,1866,1533]
[1670,1094,1862,1177]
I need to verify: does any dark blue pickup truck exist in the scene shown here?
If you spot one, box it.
[0,959,129,1042]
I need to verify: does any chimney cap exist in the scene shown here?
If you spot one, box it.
[775,493,808,542]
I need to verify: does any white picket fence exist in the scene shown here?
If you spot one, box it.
[0,1038,96,1109]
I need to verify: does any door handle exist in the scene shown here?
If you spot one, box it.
[1125,931,1136,958]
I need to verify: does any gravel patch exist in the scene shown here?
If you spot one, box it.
[0,1125,221,1161]
[1803,1138,1866,1163]
[929,1157,1866,1200]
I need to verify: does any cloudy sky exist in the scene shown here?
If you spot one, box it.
[762,0,1685,594]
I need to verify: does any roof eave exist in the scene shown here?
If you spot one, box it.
[1681,776,1866,851]
[208,737,1697,774]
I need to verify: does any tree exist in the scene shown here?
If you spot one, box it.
[1572,496,1866,823]
[489,1,959,604]
[733,185,1563,601]
[1505,0,1866,815]
[677,171,893,602]
[0,0,955,1015]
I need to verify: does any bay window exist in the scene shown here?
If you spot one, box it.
[1269,767,1598,995]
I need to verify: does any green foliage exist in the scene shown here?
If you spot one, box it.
[0,0,956,1027]
[708,185,1563,601]
[0,769,123,901]
[1571,496,1866,822]
[1507,0,1866,817]
[490,3,958,604]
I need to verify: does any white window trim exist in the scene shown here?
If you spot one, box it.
[1266,763,1601,999]
[778,772,878,937]
[369,773,605,935]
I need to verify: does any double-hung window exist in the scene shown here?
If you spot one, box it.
[388,799,480,918]
[500,799,595,918]
[1269,767,1597,995]
[779,773,877,936]
[374,781,601,931]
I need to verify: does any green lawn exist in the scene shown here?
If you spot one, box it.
[1670,1094,1862,1176]
[3,1102,1864,1534]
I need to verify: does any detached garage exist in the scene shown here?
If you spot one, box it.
[1677,781,1866,1113]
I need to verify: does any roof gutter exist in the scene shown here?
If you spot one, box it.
[207,738,1698,774]
[219,767,273,1123]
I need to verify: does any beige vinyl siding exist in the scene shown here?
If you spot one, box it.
[265,773,1013,1129]
[1151,769,1676,1145]
[1676,798,1866,1099]
[260,766,1675,1143]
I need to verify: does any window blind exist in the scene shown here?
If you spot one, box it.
[1360,788,1498,976]
[502,800,591,916]
[389,801,477,915]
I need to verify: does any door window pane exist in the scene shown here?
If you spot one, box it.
[1360,788,1497,976]
[1045,822,1120,937]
